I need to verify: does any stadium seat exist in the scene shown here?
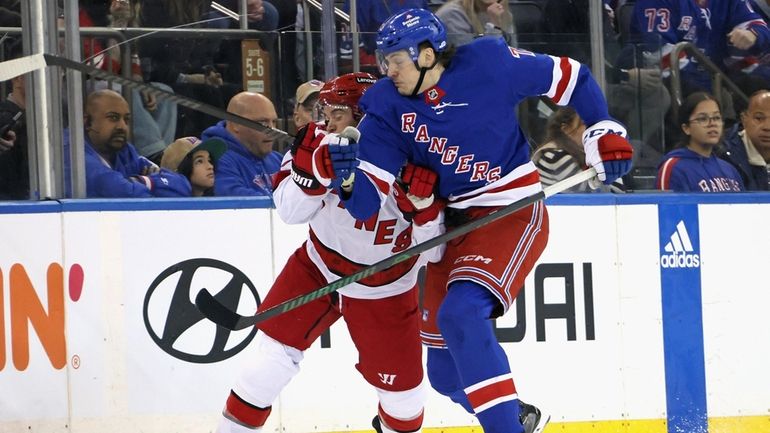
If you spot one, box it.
[618,1,636,44]
[509,1,545,34]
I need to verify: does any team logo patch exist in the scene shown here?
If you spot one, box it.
[423,85,446,106]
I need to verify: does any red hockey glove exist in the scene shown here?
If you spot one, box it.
[583,120,634,186]
[401,163,438,198]
[393,184,445,226]
[290,122,328,195]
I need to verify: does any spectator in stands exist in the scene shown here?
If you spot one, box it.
[80,89,191,197]
[631,0,770,116]
[436,0,515,47]
[292,79,324,133]
[201,92,282,196]
[721,85,770,190]
[0,53,29,200]
[84,0,179,164]
[138,0,241,137]
[656,92,744,192]
[532,107,624,192]
[160,136,227,196]
[712,1,770,86]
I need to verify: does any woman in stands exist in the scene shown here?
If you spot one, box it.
[656,92,745,192]
[435,0,515,46]
[532,107,624,192]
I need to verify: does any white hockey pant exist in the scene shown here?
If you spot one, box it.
[216,333,304,433]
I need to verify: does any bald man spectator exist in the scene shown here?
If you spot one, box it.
[76,89,191,198]
[721,86,770,190]
[201,92,283,196]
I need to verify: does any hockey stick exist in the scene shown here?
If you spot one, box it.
[0,54,48,82]
[195,167,598,330]
[30,54,294,147]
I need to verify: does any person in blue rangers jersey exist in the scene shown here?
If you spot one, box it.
[313,8,634,433]
[630,0,770,91]
[656,91,745,191]
[79,90,191,198]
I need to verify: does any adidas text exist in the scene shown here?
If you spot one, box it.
[661,220,699,268]
[660,252,700,268]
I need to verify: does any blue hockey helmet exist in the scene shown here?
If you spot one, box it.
[375,8,447,72]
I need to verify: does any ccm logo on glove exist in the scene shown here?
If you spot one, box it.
[582,120,633,186]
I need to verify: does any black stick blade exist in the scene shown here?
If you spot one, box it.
[195,289,251,331]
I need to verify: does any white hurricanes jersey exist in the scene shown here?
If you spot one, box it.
[273,151,443,300]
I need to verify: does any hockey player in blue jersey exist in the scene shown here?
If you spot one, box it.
[310,8,634,433]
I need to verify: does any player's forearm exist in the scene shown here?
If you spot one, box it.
[568,65,612,125]
[339,169,382,221]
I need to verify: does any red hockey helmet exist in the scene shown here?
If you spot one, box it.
[317,72,378,120]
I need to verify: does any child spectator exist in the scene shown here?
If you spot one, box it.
[656,92,745,192]
[160,136,227,196]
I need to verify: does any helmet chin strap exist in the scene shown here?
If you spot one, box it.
[410,58,439,97]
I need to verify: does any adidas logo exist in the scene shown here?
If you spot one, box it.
[661,220,700,268]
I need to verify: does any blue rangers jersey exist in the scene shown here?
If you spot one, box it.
[343,37,615,221]
[631,0,770,88]
[631,0,711,87]
[722,0,770,77]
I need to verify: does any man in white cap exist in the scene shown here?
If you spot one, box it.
[292,79,324,132]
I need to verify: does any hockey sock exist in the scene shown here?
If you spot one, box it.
[377,403,424,432]
[437,281,523,433]
[426,347,474,413]
[225,390,272,428]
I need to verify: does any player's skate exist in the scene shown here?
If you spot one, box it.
[372,402,547,432]
[520,400,550,433]
[372,415,383,433]
[372,415,420,433]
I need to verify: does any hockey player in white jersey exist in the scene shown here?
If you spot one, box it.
[215,72,444,433]
[321,8,635,433]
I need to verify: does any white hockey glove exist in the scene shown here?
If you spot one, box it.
[582,120,633,188]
